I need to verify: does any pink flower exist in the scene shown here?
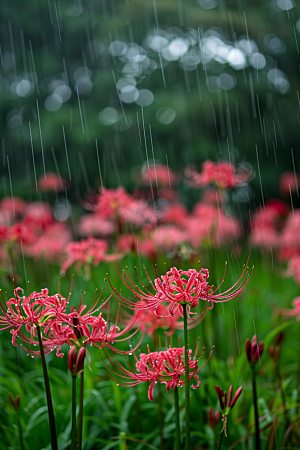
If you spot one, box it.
[78,214,115,237]
[160,203,188,227]
[186,161,250,190]
[0,286,68,348]
[286,255,300,284]
[281,297,300,321]
[0,196,27,219]
[141,163,177,187]
[106,254,252,317]
[38,172,64,192]
[102,345,212,401]
[60,237,120,275]
[280,171,300,197]
[25,223,72,261]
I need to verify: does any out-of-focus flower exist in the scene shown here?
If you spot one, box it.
[60,237,120,275]
[24,202,53,229]
[151,226,187,254]
[280,211,300,257]
[186,161,251,190]
[103,345,212,401]
[8,393,20,412]
[106,254,252,317]
[245,335,264,366]
[25,223,72,262]
[94,187,156,229]
[141,163,177,187]
[0,197,27,219]
[280,296,300,321]
[250,200,287,250]
[279,171,300,197]
[208,408,220,429]
[160,203,189,227]
[215,385,243,436]
[38,172,64,192]
[78,214,115,237]
[286,256,300,284]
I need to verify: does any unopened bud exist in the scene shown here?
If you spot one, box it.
[8,393,20,412]
[245,335,264,366]
[68,345,85,377]
[208,407,220,429]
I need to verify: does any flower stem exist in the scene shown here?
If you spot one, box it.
[174,387,181,450]
[251,366,261,450]
[216,430,224,450]
[157,382,164,450]
[36,325,58,450]
[71,375,77,450]
[183,303,190,450]
[78,370,84,450]
[16,411,25,450]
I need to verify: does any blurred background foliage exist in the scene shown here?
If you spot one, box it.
[0,0,300,202]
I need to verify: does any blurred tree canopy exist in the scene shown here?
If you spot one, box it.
[0,0,300,205]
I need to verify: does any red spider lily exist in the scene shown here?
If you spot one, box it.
[60,237,120,276]
[0,283,144,358]
[245,335,264,366]
[186,160,251,190]
[102,344,213,401]
[68,346,86,376]
[0,286,70,347]
[105,253,252,318]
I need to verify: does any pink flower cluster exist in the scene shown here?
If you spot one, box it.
[103,345,212,401]
[186,161,251,189]
[0,196,71,265]
[0,285,143,358]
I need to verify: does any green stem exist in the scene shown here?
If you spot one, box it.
[71,376,77,450]
[183,303,190,450]
[36,325,58,450]
[78,370,84,450]
[251,367,261,450]
[174,388,181,450]
[216,430,224,450]
[16,412,25,450]
[157,382,164,450]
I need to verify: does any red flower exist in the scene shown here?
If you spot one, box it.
[102,344,213,401]
[106,254,252,318]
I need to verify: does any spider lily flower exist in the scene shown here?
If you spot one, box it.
[215,385,243,436]
[101,344,213,401]
[105,253,252,318]
[0,286,70,348]
[245,335,264,366]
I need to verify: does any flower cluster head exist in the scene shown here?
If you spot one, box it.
[103,344,213,401]
[215,385,243,436]
[208,408,221,430]
[106,254,252,319]
[186,161,251,190]
[245,335,264,366]
[0,283,144,359]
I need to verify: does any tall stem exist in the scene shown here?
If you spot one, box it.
[251,367,261,450]
[174,387,181,450]
[216,430,224,450]
[36,325,58,450]
[78,370,84,450]
[16,411,25,450]
[183,303,190,450]
[71,376,77,450]
[157,382,164,450]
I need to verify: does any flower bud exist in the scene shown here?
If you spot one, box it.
[208,407,220,429]
[68,345,86,376]
[245,335,264,366]
[8,393,20,412]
